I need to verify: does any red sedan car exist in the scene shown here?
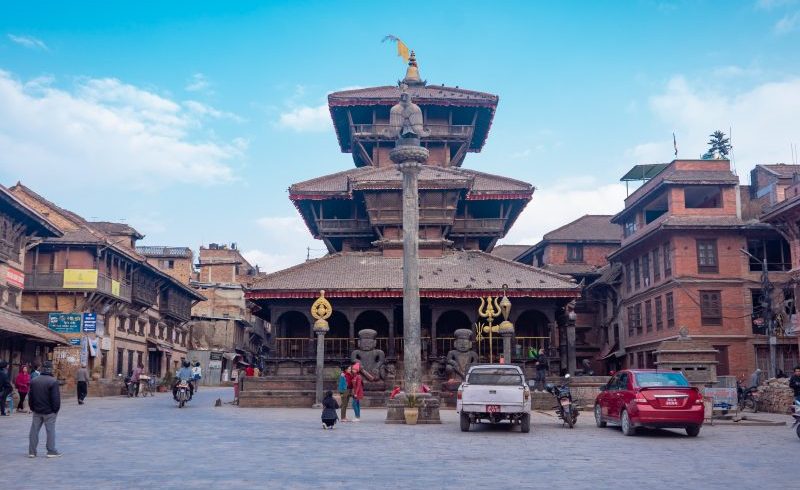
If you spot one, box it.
[594,369,704,437]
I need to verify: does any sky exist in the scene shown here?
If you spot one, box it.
[2,0,800,272]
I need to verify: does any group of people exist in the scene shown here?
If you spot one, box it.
[320,362,365,429]
[172,361,203,401]
[1,361,42,415]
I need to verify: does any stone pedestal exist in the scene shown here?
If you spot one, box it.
[385,392,441,424]
[655,334,719,387]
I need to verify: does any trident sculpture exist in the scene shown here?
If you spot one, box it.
[476,295,501,363]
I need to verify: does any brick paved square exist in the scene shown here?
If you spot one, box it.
[0,388,796,489]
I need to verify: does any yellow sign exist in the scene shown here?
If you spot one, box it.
[111,279,120,297]
[62,269,98,289]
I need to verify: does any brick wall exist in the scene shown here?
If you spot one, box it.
[144,256,193,285]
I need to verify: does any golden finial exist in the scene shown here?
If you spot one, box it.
[311,289,332,333]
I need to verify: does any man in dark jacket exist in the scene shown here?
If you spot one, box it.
[789,366,800,405]
[28,361,61,458]
[0,361,12,416]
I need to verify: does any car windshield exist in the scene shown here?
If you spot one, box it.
[635,372,690,388]
[467,368,522,386]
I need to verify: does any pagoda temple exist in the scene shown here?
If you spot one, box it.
[247,55,581,376]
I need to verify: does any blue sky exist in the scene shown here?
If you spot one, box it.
[2,1,800,271]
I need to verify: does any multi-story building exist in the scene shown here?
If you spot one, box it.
[608,159,795,379]
[0,184,67,375]
[188,243,266,384]
[501,215,622,373]
[137,246,195,285]
[246,56,581,376]
[9,183,204,387]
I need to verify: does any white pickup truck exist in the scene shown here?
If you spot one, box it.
[456,364,531,433]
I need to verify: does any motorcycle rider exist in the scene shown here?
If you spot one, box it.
[173,361,195,401]
[789,366,800,405]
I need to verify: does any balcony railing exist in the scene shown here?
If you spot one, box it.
[24,270,131,302]
[160,291,191,322]
[351,124,473,140]
[315,219,373,236]
[451,218,507,236]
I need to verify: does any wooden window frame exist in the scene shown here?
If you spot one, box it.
[696,239,719,273]
[655,296,663,330]
[566,244,584,263]
[645,299,653,332]
[700,290,722,326]
[665,292,675,328]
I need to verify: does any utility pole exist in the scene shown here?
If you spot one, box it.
[741,249,777,379]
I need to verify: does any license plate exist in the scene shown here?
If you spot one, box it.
[665,397,678,406]
[560,399,571,406]
[486,405,501,413]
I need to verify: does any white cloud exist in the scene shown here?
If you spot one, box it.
[775,11,800,33]
[0,70,241,189]
[185,73,211,93]
[7,34,48,51]
[243,216,325,273]
[756,0,797,10]
[277,104,330,132]
[625,141,673,164]
[632,75,800,166]
[184,100,243,122]
[502,179,627,245]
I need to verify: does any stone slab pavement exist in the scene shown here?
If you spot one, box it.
[0,387,797,489]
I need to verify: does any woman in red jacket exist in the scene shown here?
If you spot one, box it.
[15,365,31,413]
[351,363,364,422]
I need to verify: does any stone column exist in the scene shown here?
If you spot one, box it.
[566,312,577,376]
[400,159,422,390]
[312,329,325,408]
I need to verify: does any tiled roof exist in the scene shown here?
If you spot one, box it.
[0,184,62,237]
[248,251,579,298]
[89,221,144,239]
[289,165,532,197]
[588,263,623,289]
[0,308,69,345]
[543,215,621,242]
[759,164,800,178]
[490,245,532,261]
[543,263,606,276]
[328,85,498,106]
[136,246,193,258]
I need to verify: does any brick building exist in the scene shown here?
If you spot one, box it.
[608,159,796,379]
[496,215,622,373]
[9,183,204,387]
[189,243,266,384]
[0,184,67,376]
[137,246,195,285]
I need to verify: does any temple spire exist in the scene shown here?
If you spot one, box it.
[403,51,424,86]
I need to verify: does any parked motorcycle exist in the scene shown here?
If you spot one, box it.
[175,380,191,408]
[546,374,579,428]
[792,400,800,440]
[738,386,760,413]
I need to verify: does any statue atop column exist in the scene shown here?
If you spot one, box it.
[386,84,430,140]
[351,329,386,388]
[445,329,479,381]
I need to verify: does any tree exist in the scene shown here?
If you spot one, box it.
[702,130,732,159]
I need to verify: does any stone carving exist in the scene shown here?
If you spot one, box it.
[387,85,429,139]
[351,329,386,382]
[445,329,479,381]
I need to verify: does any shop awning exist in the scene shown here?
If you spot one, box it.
[601,343,625,360]
[222,352,239,360]
[0,309,69,345]
[146,340,172,353]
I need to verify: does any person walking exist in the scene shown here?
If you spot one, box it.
[320,390,340,429]
[30,365,40,381]
[75,363,90,405]
[749,368,762,389]
[351,364,364,422]
[130,363,143,397]
[534,356,548,392]
[191,362,202,392]
[0,361,12,416]
[15,365,31,413]
[338,365,353,422]
[28,361,62,458]
[789,366,800,405]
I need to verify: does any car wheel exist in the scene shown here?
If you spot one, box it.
[685,425,701,437]
[595,404,606,428]
[460,413,470,432]
[520,413,530,433]
[620,409,636,436]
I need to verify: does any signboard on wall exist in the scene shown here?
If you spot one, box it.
[210,352,223,361]
[62,269,98,289]
[5,267,25,289]
[111,280,120,297]
[82,313,97,332]
[48,313,83,334]
[69,338,81,346]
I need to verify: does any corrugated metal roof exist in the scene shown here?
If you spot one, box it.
[136,246,193,258]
